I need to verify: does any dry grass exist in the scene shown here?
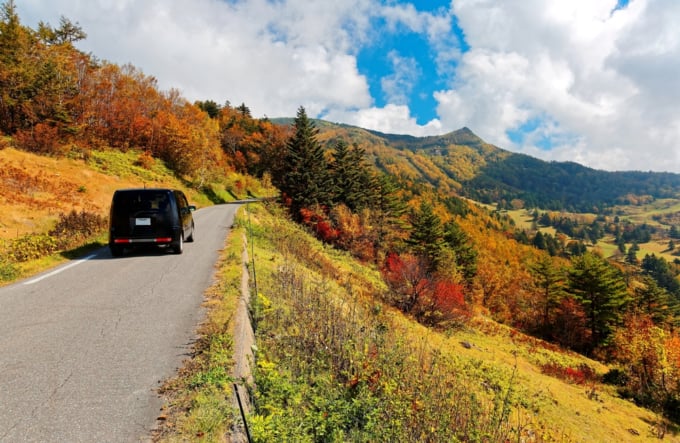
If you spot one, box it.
[0,147,187,239]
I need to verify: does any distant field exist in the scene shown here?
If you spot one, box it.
[503,206,680,261]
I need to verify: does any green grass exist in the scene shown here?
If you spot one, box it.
[226,203,675,442]
[86,149,181,185]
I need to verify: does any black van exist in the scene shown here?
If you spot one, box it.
[108,188,195,256]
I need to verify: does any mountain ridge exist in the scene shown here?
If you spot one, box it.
[272,119,680,211]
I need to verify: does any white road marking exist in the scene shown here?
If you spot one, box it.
[23,253,99,285]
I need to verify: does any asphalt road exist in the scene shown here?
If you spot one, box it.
[0,204,239,443]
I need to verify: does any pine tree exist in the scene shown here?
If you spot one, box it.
[329,140,374,211]
[567,252,630,351]
[444,220,477,285]
[531,255,566,335]
[277,106,332,219]
[407,201,446,272]
[634,276,680,326]
[370,173,407,257]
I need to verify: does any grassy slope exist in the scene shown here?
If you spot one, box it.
[0,147,191,239]
[217,203,673,442]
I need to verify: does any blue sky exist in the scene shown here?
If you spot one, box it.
[16,0,680,173]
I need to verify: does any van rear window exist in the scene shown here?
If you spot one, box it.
[114,191,172,215]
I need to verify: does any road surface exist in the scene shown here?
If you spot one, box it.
[0,204,239,442]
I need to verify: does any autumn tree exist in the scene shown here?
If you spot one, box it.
[381,252,468,327]
[382,252,432,314]
[612,314,680,423]
[0,0,37,133]
[567,252,631,351]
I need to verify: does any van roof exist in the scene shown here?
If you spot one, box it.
[114,188,177,193]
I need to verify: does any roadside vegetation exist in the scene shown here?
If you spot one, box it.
[157,202,675,442]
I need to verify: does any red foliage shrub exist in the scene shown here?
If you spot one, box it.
[433,280,466,312]
[381,252,470,327]
[299,207,340,243]
[14,123,62,155]
[541,362,597,385]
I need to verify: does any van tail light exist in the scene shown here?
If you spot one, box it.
[114,238,173,244]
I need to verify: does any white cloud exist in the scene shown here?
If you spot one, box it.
[17,0,377,119]
[15,0,680,172]
[325,104,442,136]
[441,0,680,172]
[381,51,420,105]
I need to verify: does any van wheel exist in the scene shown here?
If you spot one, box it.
[110,245,124,257]
[173,233,184,254]
[186,222,195,242]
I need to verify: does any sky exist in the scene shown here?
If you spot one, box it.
[15,0,680,173]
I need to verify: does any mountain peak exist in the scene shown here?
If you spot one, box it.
[445,127,484,146]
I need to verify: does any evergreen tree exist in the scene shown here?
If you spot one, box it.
[567,252,630,351]
[195,100,220,119]
[329,140,374,211]
[444,220,477,285]
[531,255,566,335]
[641,253,680,297]
[633,276,680,326]
[277,106,332,219]
[407,201,446,272]
[370,173,407,256]
[533,231,547,250]
[626,242,639,265]
[670,225,680,240]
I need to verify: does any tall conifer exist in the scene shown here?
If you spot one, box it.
[567,252,630,351]
[278,106,331,219]
[330,140,374,211]
[407,201,446,272]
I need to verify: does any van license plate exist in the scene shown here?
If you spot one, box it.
[135,218,151,226]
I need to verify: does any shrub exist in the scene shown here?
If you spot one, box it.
[541,362,597,385]
[49,210,107,250]
[6,234,58,262]
[14,123,63,155]
[0,257,19,281]
[251,262,514,442]
[135,150,155,169]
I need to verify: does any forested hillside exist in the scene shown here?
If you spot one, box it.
[280,120,680,212]
[2,2,680,440]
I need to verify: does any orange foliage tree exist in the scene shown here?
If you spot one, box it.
[612,313,680,422]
